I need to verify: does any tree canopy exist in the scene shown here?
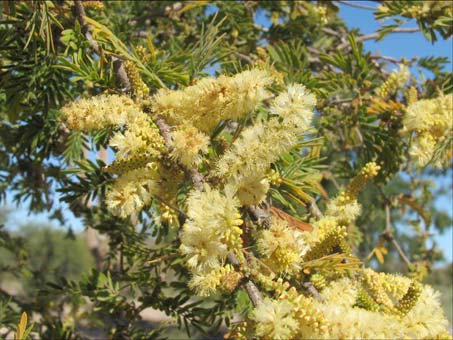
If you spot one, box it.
[0,1,452,339]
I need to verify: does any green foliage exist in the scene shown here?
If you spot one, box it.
[0,1,451,338]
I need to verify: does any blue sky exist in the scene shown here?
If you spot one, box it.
[3,1,452,262]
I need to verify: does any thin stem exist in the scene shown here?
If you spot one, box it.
[385,204,392,233]
[384,204,412,267]
[153,194,187,219]
[227,253,263,307]
[391,237,412,268]
[302,282,324,303]
[233,51,253,64]
[243,249,275,276]
[330,97,354,105]
[321,27,342,37]
[338,27,420,50]
[336,0,378,11]
[145,254,177,266]
[74,0,130,89]
[310,200,323,219]
[370,55,401,64]
[153,115,263,306]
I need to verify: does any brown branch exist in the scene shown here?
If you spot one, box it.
[153,114,263,306]
[383,204,412,267]
[228,253,263,307]
[154,116,172,144]
[74,0,130,90]
[243,280,264,307]
[310,200,323,219]
[73,0,99,52]
[338,27,420,50]
[144,254,177,266]
[302,282,324,302]
[76,0,261,305]
[233,51,254,64]
[336,0,378,10]
[321,27,343,37]
[153,194,187,219]
[370,55,401,64]
[330,97,355,105]
[390,237,412,267]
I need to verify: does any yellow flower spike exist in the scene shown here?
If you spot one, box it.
[310,273,327,291]
[103,154,156,175]
[356,287,380,312]
[303,226,350,262]
[60,94,141,131]
[124,60,149,99]
[346,161,381,199]
[377,65,410,98]
[83,1,104,10]
[395,280,422,317]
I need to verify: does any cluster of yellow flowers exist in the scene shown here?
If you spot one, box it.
[61,94,140,131]
[215,84,316,204]
[251,295,328,340]
[169,125,209,168]
[230,275,329,339]
[311,272,450,339]
[377,65,410,98]
[402,93,453,168]
[238,266,450,340]
[179,185,244,296]
[325,162,380,225]
[377,1,450,20]
[256,217,308,274]
[60,94,166,218]
[313,5,328,25]
[152,69,273,133]
[105,163,160,218]
[60,69,451,339]
[109,111,164,161]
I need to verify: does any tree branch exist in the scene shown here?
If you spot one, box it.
[76,0,262,306]
[228,253,263,307]
[310,200,323,219]
[74,0,130,89]
[336,0,378,11]
[302,281,324,302]
[153,115,263,306]
[383,204,412,267]
[233,51,254,64]
[338,27,420,50]
[370,55,401,64]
